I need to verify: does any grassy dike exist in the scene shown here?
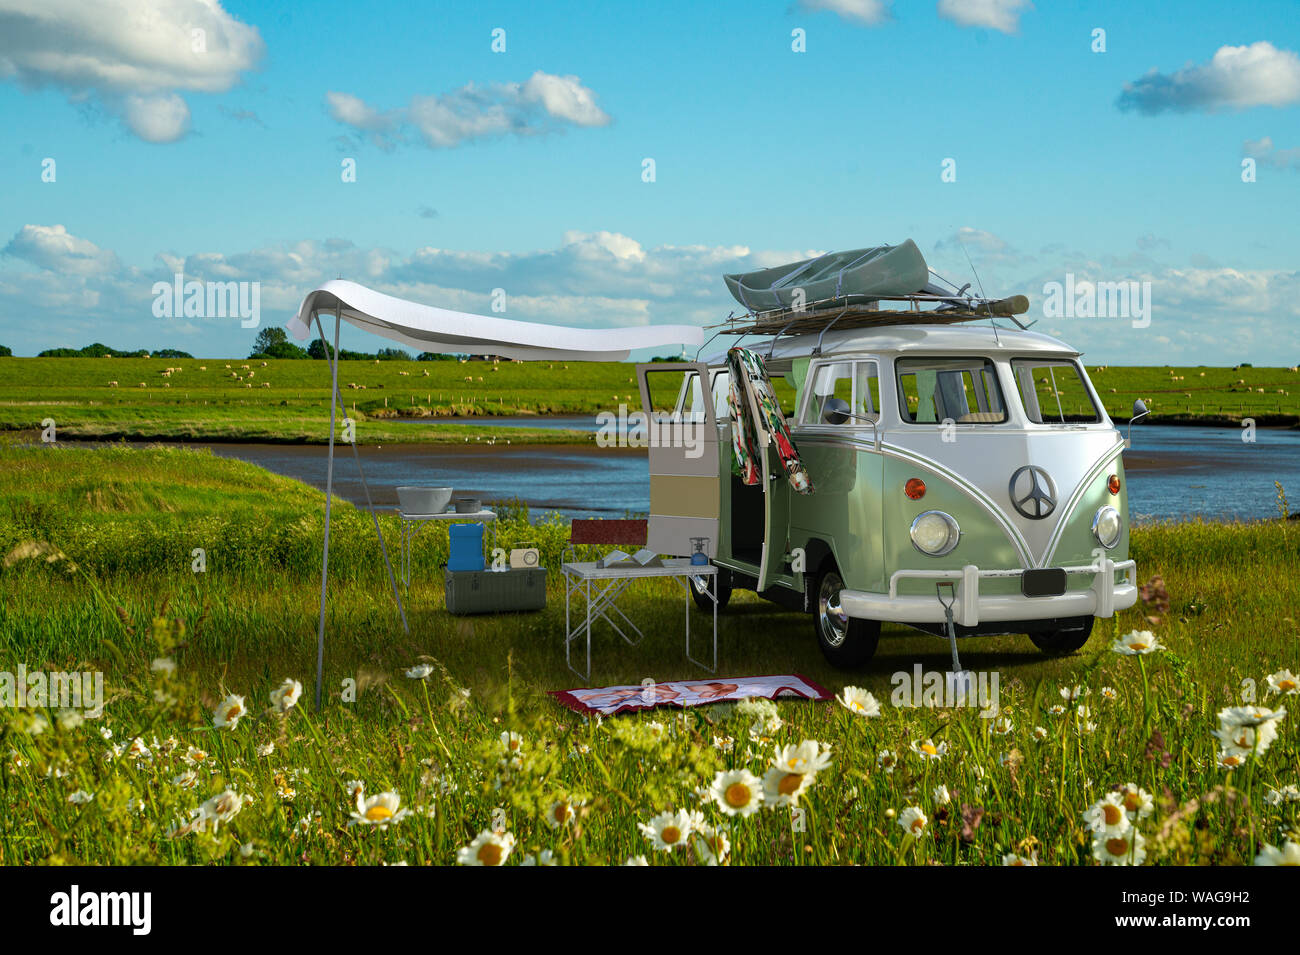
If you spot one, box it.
[0,357,1297,446]
[1,441,1298,865]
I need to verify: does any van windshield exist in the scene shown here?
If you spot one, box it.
[1011,359,1102,424]
[895,357,1007,424]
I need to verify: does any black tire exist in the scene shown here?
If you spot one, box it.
[814,565,880,667]
[1028,616,1095,655]
[691,565,732,613]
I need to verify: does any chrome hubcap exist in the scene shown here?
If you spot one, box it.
[819,573,849,647]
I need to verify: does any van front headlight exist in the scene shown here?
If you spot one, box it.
[1092,505,1122,549]
[910,510,960,556]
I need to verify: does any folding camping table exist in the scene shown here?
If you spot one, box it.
[561,558,718,681]
[397,508,496,590]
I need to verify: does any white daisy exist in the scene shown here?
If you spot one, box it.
[1119,783,1155,821]
[837,686,881,717]
[1254,840,1300,866]
[910,738,948,761]
[457,829,515,866]
[1266,669,1299,696]
[270,678,302,713]
[198,789,246,832]
[637,810,693,851]
[691,823,731,866]
[1214,705,1287,759]
[1093,829,1146,865]
[213,694,246,729]
[709,769,764,816]
[350,790,410,827]
[1111,630,1163,655]
[544,798,583,829]
[897,806,928,835]
[1082,793,1132,837]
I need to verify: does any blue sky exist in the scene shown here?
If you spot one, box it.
[1,0,1297,363]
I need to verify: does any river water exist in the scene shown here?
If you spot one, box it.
[181,422,1300,523]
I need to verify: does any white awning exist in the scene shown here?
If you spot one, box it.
[288,279,702,361]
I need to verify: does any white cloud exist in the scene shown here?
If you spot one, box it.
[330,72,611,150]
[1118,42,1300,115]
[936,0,1032,34]
[324,91,401,149]
[935,227,1009,255]
[0,0,262,142]
[3,224,121,275]
[123,93,191,143]
[4,224,1297,367]
[520,72,610,126]
[1244,136,1300,171]
[797,0,891,26]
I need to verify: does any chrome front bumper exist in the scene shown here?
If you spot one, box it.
[839,558,1138,626]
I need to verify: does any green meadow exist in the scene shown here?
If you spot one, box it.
[0,356,1296,446]
[1,440,1298,865]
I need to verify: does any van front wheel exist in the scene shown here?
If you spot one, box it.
[814,567,879,667]
[1028,617,1095,655]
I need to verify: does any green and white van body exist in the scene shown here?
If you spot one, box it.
[660,323,1137,650]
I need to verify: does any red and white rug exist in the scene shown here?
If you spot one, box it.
[551,674,831,716]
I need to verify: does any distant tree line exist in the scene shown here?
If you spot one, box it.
[0,330,688,363]
[250,328,460,362]
[27,343,193,358]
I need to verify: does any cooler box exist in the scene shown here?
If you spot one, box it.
[445,568,547,615]
[447,523,485,572]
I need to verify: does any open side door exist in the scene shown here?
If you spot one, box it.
[757,441,790,592]
[636,362,720,558]
[726,350,800,593]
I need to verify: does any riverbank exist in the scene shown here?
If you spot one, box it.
[19,423,1300,523]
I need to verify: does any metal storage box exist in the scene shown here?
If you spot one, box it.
[445,568,546,615]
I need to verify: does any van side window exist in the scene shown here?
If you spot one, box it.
[802,360,878,425]
[804,362,853,425]
[711,371,731,421]
[855,361,881,419]
[1012,360,1101,423]
[896,357,1007,424]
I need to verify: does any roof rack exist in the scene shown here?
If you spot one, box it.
[705,292,1032,357]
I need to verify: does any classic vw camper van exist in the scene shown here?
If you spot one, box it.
[636,322,1139,667]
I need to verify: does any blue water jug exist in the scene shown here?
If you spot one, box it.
[448,523,486,572]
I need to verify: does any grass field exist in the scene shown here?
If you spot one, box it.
[1,440,1298,865]
[0,356,1297,446]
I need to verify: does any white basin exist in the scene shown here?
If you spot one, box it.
[396,486,453,515]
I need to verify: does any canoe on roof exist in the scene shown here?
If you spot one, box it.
[724,239,930,312]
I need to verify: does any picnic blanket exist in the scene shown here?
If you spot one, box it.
[551,673,831,716]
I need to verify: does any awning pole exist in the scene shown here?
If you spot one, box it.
[314,308,341,712]
[327,373,408,635]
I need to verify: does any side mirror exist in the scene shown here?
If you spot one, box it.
[821,397,851,425]
[1126,398,1150,448]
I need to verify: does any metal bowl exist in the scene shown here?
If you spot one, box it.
[453,497,481,514]
[396,486,453,515]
